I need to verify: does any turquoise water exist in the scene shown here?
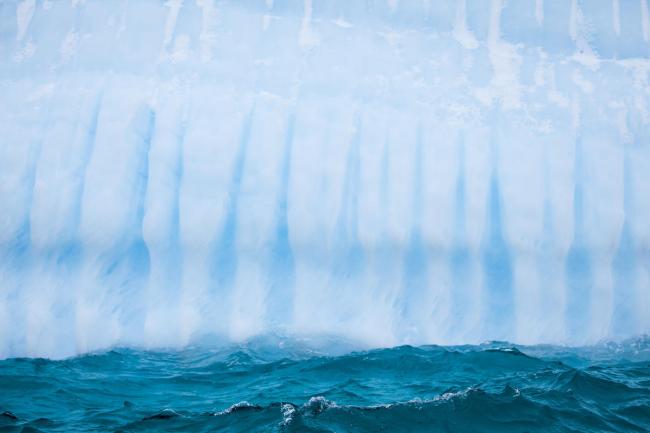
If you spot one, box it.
[1,337,649,433]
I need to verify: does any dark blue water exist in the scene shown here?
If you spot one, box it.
[1,336,649,432]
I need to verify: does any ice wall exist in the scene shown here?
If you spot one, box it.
[1,0,650,358]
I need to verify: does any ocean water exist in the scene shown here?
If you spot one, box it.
[1,336,649,433]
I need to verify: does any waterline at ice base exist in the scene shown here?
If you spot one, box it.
[2,0,650,359]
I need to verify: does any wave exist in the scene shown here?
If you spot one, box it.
[1,338,649,432]
[98,387,650,432]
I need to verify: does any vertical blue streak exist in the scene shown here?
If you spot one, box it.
[565,134,593,343]
[266,113,296,327]
[210,106,255,291]
[481,119,513,341]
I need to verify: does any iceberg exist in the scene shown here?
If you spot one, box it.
[0,0,649,358]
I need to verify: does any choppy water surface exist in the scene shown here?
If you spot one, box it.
[1,336,649,433]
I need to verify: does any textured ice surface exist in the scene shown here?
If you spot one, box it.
[1,0,650,358]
